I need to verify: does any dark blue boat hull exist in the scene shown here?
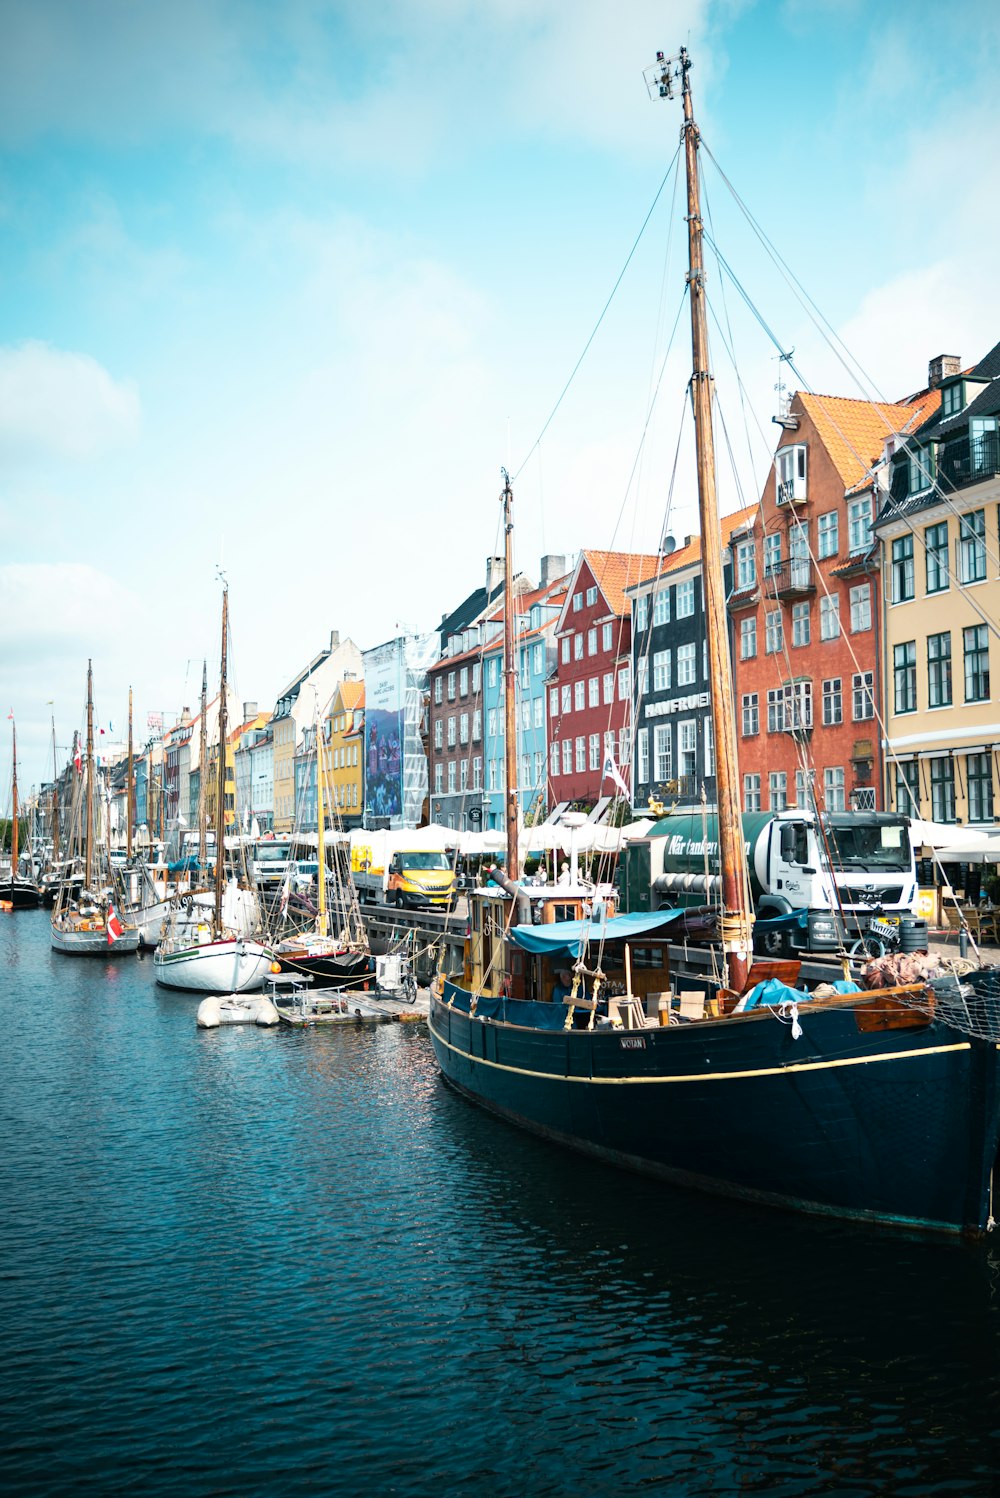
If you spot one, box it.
[429,984,1000,1236]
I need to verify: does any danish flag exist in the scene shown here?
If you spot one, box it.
[106,902,124,944]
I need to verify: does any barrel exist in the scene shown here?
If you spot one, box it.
[898,918,928,953]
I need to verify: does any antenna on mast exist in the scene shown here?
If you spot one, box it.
[643,47,689,102]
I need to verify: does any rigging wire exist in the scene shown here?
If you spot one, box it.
[511,147,682,486]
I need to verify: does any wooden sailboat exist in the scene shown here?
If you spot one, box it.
[427,47,1000,1237]
[272,705,372,985]
[51,662,139,953]
[1,714,41,909]
[153,586,274,993]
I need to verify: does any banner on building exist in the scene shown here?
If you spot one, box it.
[363,633,436,829]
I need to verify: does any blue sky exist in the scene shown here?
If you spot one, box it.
[2,0,999,794]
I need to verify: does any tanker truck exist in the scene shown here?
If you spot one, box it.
[619,808,919,956]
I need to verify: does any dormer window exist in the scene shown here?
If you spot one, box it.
[776,443,808,505]
[940,381,964,418]
[907,446,934,495]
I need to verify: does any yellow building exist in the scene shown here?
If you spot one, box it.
[269,632,365,834]
[876,348,1000,828]
[325,680,364,827]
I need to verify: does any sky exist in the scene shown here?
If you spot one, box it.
[2,0,999,795]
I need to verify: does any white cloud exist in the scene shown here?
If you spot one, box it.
[0,342,140,462]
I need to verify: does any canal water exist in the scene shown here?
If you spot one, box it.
[3,908,999,1497]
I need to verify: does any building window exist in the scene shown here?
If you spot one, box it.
[571,634,582,660]
[769,771,787,811]
[819,594,840,639]
[907,447,934,495]
[930,756,955,823]
[653,725,671,783]
[636,657,649,701]
[940,382,963,418]
[964,624,990,702]
[575,737,585,773]
[765,611,783,654]
[676,580,695,618]
[618,668,631,700]
[968,753,994,823]
[736,542,756,588]
[460,760,469,791]
[589,734,600,771]
[817,512,838,559]
[433,719,443,750]
[822,678,842,726]
[894,759,920,816]
[776,443,807,505]
[677,720,698,787]
[560,685,571,714]
[653,650,671,691]
[447,761,457,793]
[795,768,815,809]
[740,616,757,660]
[587,628,597,656]
[560,638,570,664]
[459,713,469,744]
[791,602,810,647]
[550,742,559,776]
[587,676,599,708]
[852,671,875,721]
[635,594,648,632]
[560,740,572,775]
[433,764,443,793]
[766,689,783,734]
[925,522,949,594]
[637,728,649,786]
[447,672,456,701]
[763,533,781,577]
[549,687,559,718]
[891,534,915,602]
[489,657,499,686]
[744,773,761,812]
[894,641,917,713]
[473,757,482,790]
[572,592,582,612]
[602,623,613,651]
[783,680,813,733]
[447,716,456,747]
[959,510,987,584]
[459,666,469,695]
[603,673,614,705]
[847,496,873,554]
[849,583,871,633]
[474,709,482,740]
[586,585,597,606]
[824,767,846,812]
[574,680,585,711]
[669,643,694,687]
[741,693,759,736]
[434,677,443,704]
[927,632,952,708]
[653,588,670,626]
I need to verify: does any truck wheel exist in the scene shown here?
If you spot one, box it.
[759,927,788,958]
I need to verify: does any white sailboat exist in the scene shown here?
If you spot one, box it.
[154,586,274,992]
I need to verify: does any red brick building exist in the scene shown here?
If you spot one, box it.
[547,549,659,809]
[730,388,936,815]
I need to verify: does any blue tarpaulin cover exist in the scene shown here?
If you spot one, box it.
[508,908,686,958]
[753,909,809,932]
[443,981,568,1029]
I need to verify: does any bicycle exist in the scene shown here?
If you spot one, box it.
[848,889,902,967]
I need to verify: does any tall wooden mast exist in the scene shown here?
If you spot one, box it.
[315,696,328,938]
[653,48,753,989]
[501,471,519,881]
[214,589,229,934]
[51,713,60,862]
[127,687,134,860]
[198,661,208,873]
[11,717,19,876]
[85,659,94,890]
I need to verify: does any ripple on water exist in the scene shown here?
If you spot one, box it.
[2,909,1000,1496]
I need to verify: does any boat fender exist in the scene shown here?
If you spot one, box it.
[253,999,280,1027]
[197,997,222,1028]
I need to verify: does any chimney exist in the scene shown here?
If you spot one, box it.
[540,553,566,587]
[329,629,340,651]
[485,555,504,595]
[242,702,257,723]
[928,354,961,389]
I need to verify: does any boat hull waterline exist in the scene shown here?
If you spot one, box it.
[430,984,1000,1237]
[153,938,275,993]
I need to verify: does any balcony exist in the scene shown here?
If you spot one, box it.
[938,432,1000,493]
[765,559,815,599]
[776,480,808,507]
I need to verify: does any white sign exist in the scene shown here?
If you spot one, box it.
[645,692,710,718]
